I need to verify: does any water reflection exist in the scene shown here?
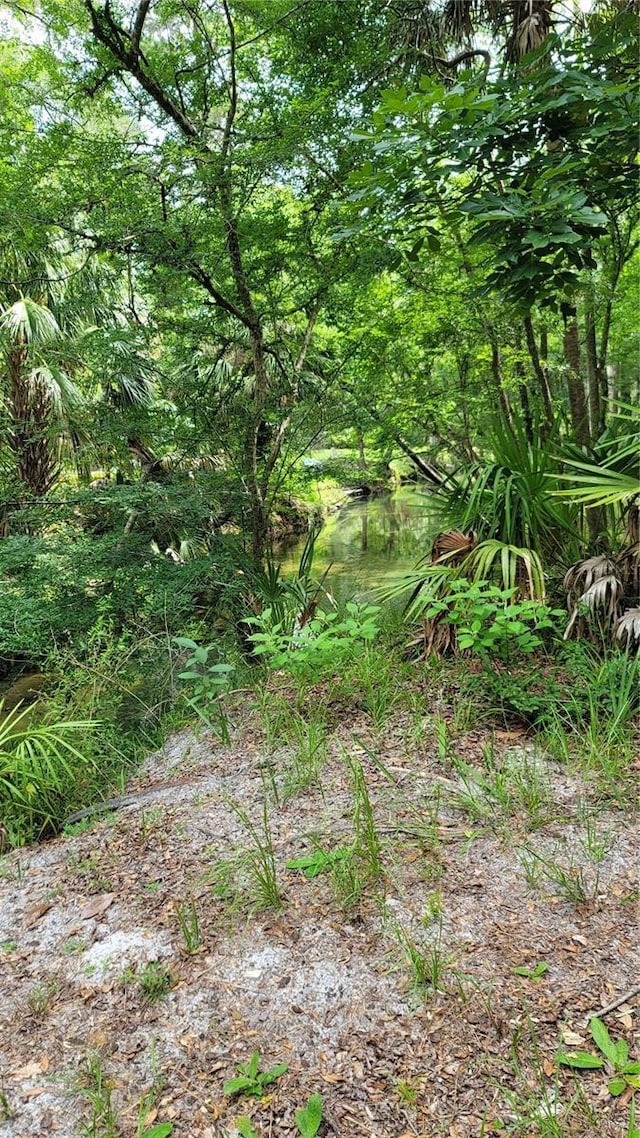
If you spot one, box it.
[277,486,439,604]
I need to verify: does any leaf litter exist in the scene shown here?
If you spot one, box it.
[0,693,638,1137]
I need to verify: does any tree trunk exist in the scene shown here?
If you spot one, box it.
[563,309,590,448]
[491,339,515,429]
[540,324,548,364]
[514,348,533,443]
[356,428,367,475]
[8,346,57,500]
[523,314,554,437]
[456,352,476,461]
[392,434,449,487]
[245,332,271,563]
[585,300,604,440]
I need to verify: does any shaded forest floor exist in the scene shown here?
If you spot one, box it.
[0,674,638,1138]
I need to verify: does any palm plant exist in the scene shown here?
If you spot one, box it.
[555,406,640,647]
[0,236,156,504]
[381,420,573,655]
[553,404,640,512]
[0,296,84,499]
[615,608,640,652]
[563,555,625,642]
[394,0,557,73]
[442,419,580,562]
[0,700,96,846]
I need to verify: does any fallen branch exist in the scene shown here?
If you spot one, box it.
[589,982,640,1021]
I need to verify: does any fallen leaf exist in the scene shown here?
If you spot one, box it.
[23,901,53,928]
[562,1029,586,1046]
[12,1060,46,1079]
[543,1059,555,1077]
[80,893,115,920]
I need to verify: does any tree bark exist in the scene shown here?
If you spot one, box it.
[585,300,604,440]
[391,434,449,487]
[563,309,590,448]
[8,345,58,500]
[523,314,554,436]
[491,340,515,430]
[514,332,533,444]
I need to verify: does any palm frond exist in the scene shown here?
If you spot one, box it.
[563,555,618,600]
[463,540,546,600]
[431,528,477,564]
[553,450,640,507]
[615,608,640,652]
[28,365,85,417]
[0,297,60,346]
[563,556,625,641]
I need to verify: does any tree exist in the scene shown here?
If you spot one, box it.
[5,0,389,557]
[349,10,639,447]
[0,294,80,501]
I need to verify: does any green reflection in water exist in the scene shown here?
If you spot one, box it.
[277,486,440,605]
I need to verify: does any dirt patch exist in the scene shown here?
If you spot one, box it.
[0,699,638,1137]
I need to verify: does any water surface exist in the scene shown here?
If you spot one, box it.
[277,486,439,604]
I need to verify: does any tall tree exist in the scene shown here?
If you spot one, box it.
[349,8,639,445]
[11,0,396,556]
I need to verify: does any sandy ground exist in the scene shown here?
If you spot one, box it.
[0,693,638,1138]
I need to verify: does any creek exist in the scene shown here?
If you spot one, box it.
[277,485,440,604]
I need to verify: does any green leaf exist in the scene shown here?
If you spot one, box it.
[287,851,327,877]
[245,1051,261,1079]
[608,1076,627,1096]
[295,1092,324,1137]
[236,1118,260,1138]
[590,1017,619,1066]
[223,1076,253,1096]
[558,1050,604,1069]
[141,1125,174,1138]
[260,1063,288,1085]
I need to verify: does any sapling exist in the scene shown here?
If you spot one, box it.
[223,1051,288,1098]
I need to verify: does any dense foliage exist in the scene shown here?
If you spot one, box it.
[0,0,638,847]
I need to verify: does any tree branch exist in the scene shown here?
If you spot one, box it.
[131,0,151,53]
[84,0,199,138]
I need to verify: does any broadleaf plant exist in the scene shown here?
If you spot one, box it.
[223,1051,288,1099]
[558,1017,640,1096]
[295,1092,324,1137]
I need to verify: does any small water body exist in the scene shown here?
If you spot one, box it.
[277,485,440,604]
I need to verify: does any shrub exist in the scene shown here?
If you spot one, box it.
[246,600,380,678]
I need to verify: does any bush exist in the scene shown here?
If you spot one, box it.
[0,524,246,671]
[247,601,380,679]
[466,643,639,729]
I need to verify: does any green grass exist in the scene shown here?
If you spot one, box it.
[136,961,174,1002]
[231,800,284,912]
